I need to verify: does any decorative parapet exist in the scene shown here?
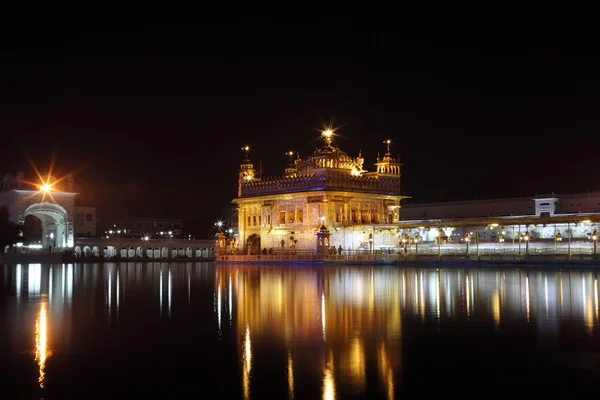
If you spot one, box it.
[239,169,401,198]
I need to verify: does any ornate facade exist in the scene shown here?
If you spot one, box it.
[232,130,408,254]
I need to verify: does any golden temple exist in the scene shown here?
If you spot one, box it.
[231,128,408,254]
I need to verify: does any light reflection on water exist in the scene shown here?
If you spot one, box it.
[1,263,600,398]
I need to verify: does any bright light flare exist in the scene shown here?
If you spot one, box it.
[322,129,334,137]
[18,153,82,205]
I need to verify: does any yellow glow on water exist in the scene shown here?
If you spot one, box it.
[35,301,50,388]
[322,350,335,400]
[242,324,252,400]
[287,350,294,399]
[525,276,531,322]
[492,289,500,327]
[348,338,365,389]
[465,275,471,317]
[378,343,394,400]
[595,279,599,323]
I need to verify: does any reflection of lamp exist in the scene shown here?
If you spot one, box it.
[35,302,49,388]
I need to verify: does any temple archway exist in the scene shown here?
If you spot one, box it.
[23,203,71,249]
[246,234,261,255]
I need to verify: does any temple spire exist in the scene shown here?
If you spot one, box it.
[321,129,334,147]
[384,139,392,155]
[238,144,256,197]
[242,145,251,162]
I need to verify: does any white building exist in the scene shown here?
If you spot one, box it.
[1,171,97,249]
[398,193,600,251]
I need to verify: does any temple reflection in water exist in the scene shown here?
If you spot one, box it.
[214,265,600,399]
[1,263,600,397]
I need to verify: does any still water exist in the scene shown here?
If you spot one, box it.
[1,263,600,398]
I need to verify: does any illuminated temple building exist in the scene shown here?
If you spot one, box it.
[232,129,407,254]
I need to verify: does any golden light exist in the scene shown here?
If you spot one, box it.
[19,152,81,205]
[322,129,333,137]
[35,302,50,388]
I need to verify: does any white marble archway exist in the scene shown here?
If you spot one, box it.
[23,202,72,249]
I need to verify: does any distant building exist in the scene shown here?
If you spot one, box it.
[107,218,184,239]
[74,206,97,237]
[401,193,600,220]
[398,193,600,245]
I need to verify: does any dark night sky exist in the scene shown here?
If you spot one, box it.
[2,21,600,235]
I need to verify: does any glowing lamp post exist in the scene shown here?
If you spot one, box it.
[437,229,443,260]
[522,231,531,255]
[554,232,562,252]
[215,221,226,254]
[464,233,471,255]
[414,233,420,254]
[401,233,409,253]
[498,234,505,243]
[591,229,598,258]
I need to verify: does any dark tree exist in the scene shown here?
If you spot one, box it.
[0,209,20,251]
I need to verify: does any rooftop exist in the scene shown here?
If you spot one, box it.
[236,128,403,198]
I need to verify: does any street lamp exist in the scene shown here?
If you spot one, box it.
[414,233,420,254]
[498,234,505,243]
[591,229,598,257]
[555,231,562,252]
[401,233,409,253]
[437,229,443,260]
[464,233,471,254]
[522,231,531,255]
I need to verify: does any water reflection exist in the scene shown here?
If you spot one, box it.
[242,323,252,400]
[322,349,335,400]
[287,349,294,400]
[1,263,600,397]
[35,301,49,388]
[215,266,600,398]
